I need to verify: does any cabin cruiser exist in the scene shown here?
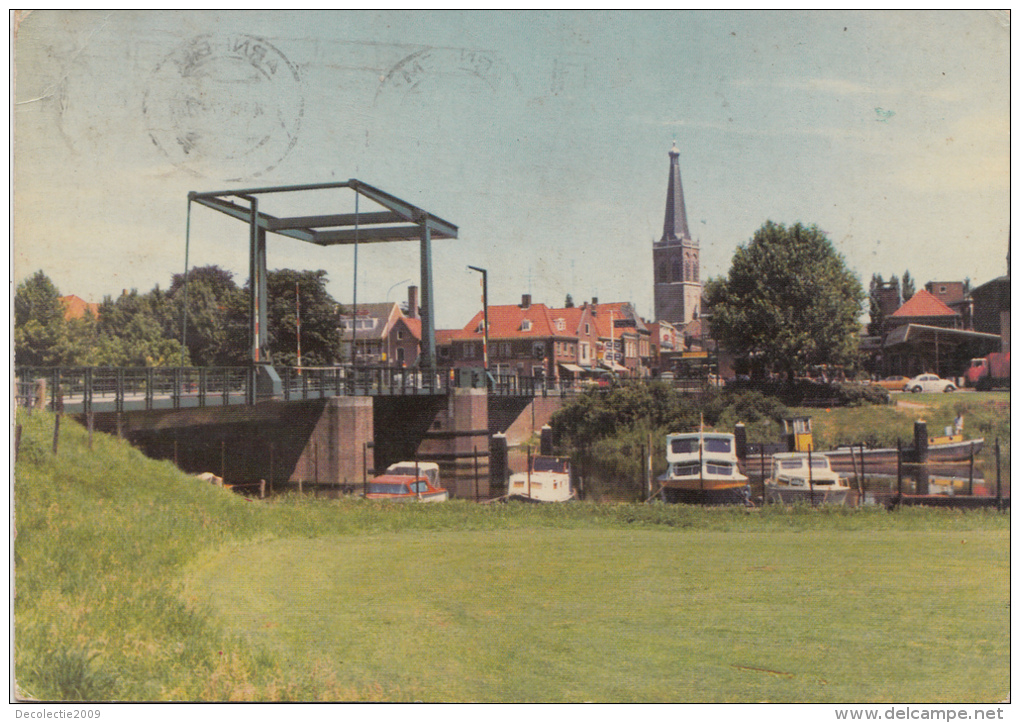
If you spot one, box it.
[660,431,750,505]
[508,455,575,502]
[765,452,850,505]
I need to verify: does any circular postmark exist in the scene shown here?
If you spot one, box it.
[144,34,303,181]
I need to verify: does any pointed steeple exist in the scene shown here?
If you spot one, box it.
[661,141,692,243]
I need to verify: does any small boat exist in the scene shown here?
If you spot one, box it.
[765,452,850,505]
[822,434,984,472]
[508,455,575,502]
[659,431,750,505]
[385,461,441,488]
[365,472,449,502]
[740,417,985,476]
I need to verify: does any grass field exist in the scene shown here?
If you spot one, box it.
[13,407,1010,702]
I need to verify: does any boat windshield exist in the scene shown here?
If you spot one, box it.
[779,459,805,470]
[533,457,569,474]
[368,483,409,495]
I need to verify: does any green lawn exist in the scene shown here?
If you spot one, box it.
[13,409,1011,702]
[185,528,1008,703]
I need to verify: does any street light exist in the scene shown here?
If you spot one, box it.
[467,265,489,372]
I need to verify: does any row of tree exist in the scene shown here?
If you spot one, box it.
[14,266,343,368]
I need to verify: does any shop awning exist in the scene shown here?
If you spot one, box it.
[559,363,585,373]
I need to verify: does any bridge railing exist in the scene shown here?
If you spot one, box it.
[280,366,456,399]
[15,367,252,413]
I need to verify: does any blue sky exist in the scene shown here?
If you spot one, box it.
[13,10,1010,328]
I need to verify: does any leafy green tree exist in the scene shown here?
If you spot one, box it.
[265,269,342,367]
[705,221,865,380]
[168,266,241,366]
[867,273,885,337]
[901,270,915,300]
[14,271,68,366]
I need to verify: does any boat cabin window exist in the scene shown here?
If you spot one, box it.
[532,457,569,474]
[670,438,700,454]
[809,459,829,469]
[673,463,700,477]
[704,437,732,453]
[410,481,429,493]
[706,462,733,475]
[369,483,410,494]
[779,459,805,470]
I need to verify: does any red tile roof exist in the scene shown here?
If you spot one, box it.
[397,316,422,340]
[460,303,569,340]
[890,289,959,318]
[60,295,100,321]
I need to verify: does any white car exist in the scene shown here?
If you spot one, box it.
[904,374,956,393]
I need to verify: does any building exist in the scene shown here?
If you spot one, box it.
[586,299,651,377]
[885,289,963,332]
[338,286,421,366]
[653,142,701,329]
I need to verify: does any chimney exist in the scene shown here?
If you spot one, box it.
[407,286,418,319]
[521,293,531,309]
[591,297,598,315]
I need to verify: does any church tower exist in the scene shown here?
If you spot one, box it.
[653,142,701,327]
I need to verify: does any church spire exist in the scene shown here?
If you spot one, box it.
[661,141,692,243]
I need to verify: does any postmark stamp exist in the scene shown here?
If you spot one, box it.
[143,34,304,181]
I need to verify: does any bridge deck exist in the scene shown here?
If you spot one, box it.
[15,366,549,415]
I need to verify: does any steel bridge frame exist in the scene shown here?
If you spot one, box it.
[185,180,458,400]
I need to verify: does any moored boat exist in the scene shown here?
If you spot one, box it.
[508,455,575,502]
[365,472,449,502]
[659,431,750,505]
[765,452,850,505]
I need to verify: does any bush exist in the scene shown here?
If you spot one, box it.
[723,378,889,407]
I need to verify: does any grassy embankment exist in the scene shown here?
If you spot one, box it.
[14,407,1010,702]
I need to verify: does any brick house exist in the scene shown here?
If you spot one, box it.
[586,299,652,377]
[445,294,576,381]
[339,286,421,366]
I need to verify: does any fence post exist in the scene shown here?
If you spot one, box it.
[52,413,61,456]
[474,446,479,503]
[896,438,902,498]
[995,438,1001,511]
[88,411,94,451]
[15,424,22,462]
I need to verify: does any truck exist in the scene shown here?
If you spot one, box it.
[964,352,1010,390]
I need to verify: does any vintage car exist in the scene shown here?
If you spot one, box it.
[871,375,910,392]
[904,374,956,393]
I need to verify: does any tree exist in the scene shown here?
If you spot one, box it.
[867,273,885,337]
[901,270,915,301]
[168,266,241,366]
[265,269,342,367]
[705,221,865,380]
[14,271,68,366]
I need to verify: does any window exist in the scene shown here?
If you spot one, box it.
[464,343,476,359]
[658,261,667,283]
[501,342,511,357]
[672,259,681,282]
[706,462,733,475]
[555,318,566,331]
[396,347,405,365]
[533,342,545,359]
[704,438,732,453]
[521,319,532,332]
[396,329,404,341]
[580,343,589,361]
[585,323,590,335]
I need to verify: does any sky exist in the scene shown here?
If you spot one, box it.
[12,10,1011,330]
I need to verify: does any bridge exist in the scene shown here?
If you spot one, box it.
[15,365,542,415]
[15,180,572,498]
[15,365,570,500]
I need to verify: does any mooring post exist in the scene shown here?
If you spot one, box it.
[474,446,479,503]
[269,442,275,496]
[221,439,226,481]
[362,441,368,497]
[859,442,865,500]
[259,479,266,500]
[52,413,61,456]
[968,442,975,496]
[995,438,1001,511]
[913,420,929,496]
[896,438,902,498]
[87,411,94,451]
[760,446,766,504]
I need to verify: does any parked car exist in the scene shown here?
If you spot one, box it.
[904,374,956,393]
[872,375,910,392]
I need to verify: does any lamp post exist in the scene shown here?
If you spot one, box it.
[467,265,489,372]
